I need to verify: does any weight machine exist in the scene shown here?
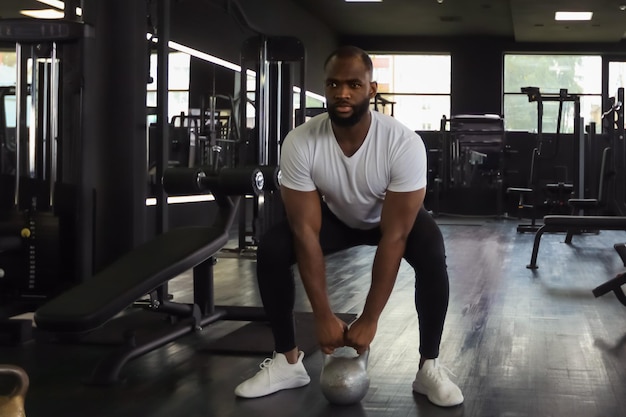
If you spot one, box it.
[507,87,583,233]
[526,87,625,269]
[235,36,306,253]
[0,18,86,323]
[435,113,506,216]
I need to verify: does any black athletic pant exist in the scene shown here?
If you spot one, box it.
[256,204,449,359]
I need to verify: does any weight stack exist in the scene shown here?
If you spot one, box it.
[0,211,29,303]
[0,209,64,306]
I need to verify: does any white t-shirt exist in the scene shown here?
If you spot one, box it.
[279,111,427,230]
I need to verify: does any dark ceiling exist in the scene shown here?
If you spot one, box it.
[2,0,626,43]
[289,0,626,43]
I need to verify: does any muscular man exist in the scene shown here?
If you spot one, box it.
[234,45,463,407]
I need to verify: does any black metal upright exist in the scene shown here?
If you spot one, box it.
[83,0,148,272]
[155,0,170,235]
[613,87,625,215]
[237,36,306,251]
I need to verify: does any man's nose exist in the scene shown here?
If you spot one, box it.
[335,84,350,98]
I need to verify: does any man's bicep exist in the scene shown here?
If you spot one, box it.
[280,186,322,234]
[380,189,425,236]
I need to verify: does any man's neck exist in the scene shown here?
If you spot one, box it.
[332,111,372,157]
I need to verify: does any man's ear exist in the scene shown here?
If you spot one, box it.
[369,81,378,98]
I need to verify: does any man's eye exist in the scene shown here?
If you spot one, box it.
[351,82,361,88]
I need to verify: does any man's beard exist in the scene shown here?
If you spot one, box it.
[328,96,371,127]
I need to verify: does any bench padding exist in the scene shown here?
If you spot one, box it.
[34,226,227,332]
[543,215,626,229]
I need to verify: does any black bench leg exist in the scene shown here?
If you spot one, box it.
[614,243,626,267]
[527,225,547,269]
[593,273,626,307]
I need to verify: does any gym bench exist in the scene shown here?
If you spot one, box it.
[34,166,272,385]
[527,215,626,269]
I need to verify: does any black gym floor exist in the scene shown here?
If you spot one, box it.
[1,217,626,417]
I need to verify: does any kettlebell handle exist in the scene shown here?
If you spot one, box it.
[359,348,370,366]
[0,364,29,398]
[323,347,369,366]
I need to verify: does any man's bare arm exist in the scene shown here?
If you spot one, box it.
[346,188,425,352]
[281,186,348,352]
[280,186,330,316]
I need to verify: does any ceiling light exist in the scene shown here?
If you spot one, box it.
[554,11,593,21]
[20,9,65,19]
[345,0,382,2]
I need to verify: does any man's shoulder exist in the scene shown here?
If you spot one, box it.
[284,113,329,147]
[283,112,329,155]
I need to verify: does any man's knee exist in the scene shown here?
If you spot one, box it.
[404,212,447,271]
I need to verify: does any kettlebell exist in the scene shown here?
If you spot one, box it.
[320,346,370,405]
[0,364,28,417]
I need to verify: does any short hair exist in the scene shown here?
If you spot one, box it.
[323,45,373,74]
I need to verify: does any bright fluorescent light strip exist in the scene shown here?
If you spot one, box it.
[146,194,257,206]
[160,39,327,105]
[555,11,593,21]
[21,8,64,19]
[37,0,64,9]
[168,41,244,73]
[146,36,256,77]
[36,0,82,16]
[146,194,215,206]
[37,0,65,10]
[345,0,383,2]
[293,86,326,103]
[162,41,328,111]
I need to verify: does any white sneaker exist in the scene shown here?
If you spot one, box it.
[412,358,464,407]
[234,351,311,398]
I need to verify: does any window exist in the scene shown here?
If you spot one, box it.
[608,61,626,130]
[503,54,602,133]
[0,51,17,87]
[146,52,191,122]
[609,61,626,98]
[371,54,451,131]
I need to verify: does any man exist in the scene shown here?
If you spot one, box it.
[234,45,463,407]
